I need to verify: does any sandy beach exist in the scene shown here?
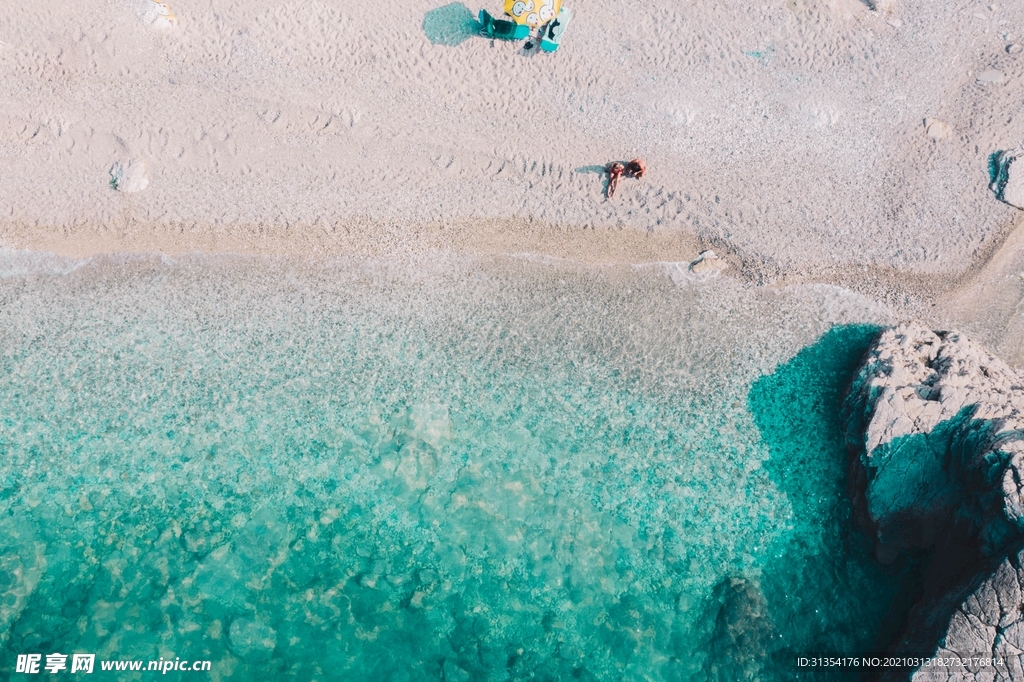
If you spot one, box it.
[1,0,1023,338]
[4,1,1019,360]
[1,2,1020,241]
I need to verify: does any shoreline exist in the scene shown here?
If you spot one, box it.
[3,207,1021,291]
[3,208,1020,279]
[3,0,1024,675]
[4,212,1021,348]
[0,218,705,267]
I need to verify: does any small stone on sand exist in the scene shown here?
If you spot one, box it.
[689,250,728,275]
[110,160,149,193]
[976,69,1004,84]
[139,0,177,30]
[924,118,952,140]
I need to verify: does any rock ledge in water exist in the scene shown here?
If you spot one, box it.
[917,547,1024,680]
[844,322,1024,555]
[842,322,1024,679]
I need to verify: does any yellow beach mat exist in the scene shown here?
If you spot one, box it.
[504,0,562,27]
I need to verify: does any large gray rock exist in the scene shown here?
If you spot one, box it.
[908,549,1024,681]
[842,322,1024,680]
[843,322,1024,556]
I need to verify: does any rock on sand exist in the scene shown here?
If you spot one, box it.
[991,148,1023,210]
[976,69,1005,84]
[109,160,149,193]
[924,118,952,140]
[689,250,728,276]
[138,0,177,30]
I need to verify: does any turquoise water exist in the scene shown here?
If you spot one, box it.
[0,254,908,680]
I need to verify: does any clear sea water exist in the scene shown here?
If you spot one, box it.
[0,252,913,680]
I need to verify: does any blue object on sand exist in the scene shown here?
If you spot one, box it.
[479,9,530,40]
[540,7,572,52]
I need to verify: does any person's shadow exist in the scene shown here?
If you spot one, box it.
[576,165,610,197]
[422,3,479,46]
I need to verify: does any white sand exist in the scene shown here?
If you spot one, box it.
[1,0,1023,331]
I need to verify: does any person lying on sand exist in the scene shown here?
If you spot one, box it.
[606,159,645,198]
[606,162,625,198]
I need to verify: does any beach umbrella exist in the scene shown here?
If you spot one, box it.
[504,0,562,27]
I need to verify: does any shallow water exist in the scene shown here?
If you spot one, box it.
[0,253,909,680]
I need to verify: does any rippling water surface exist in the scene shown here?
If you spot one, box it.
[0,253,911,680]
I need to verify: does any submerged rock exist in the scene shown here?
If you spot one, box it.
[843,322,1024,679]
[0,516,46,646]
[228,618,277,662]
[991,148,1024,210]
[704,577,777,681]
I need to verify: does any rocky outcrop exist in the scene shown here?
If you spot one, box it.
[689,250,728,277]
[915,549,1024,681]
[844,322,1024,556]
[842,322,1024,679]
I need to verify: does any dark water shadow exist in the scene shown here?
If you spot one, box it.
[745,324,922,677]
[749,324,880,545]
[423,3,479,46]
